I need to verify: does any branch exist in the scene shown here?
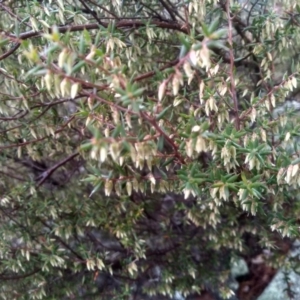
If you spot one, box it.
[158,0,177,21]
[8,20,187,41]
[225,0,240,130]
[0,115,75,150]
[0,268,41,281]
[5,18,259,76]
[0,109,27,120]
[77,0,104,25]
[140,111,186,164]
[0,43,20,61]
[134,59,179,82]
[37,218,85,262]
[0,3,32,29]
[36,152,79,187]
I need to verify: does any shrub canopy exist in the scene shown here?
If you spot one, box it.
[1,0,300,299]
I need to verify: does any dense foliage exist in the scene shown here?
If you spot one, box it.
[1,0,300,299]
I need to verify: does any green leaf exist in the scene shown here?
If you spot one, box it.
[89,182,102,197]
[156,105,171,121]
[201,23,210,37]
[208,18,220,34]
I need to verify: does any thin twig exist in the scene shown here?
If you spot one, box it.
[226,0,240,130]
[140,111,185,164]
[0,116,75,150]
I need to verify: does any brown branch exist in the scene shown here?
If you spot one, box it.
[0,170,25,181]
[134,59,179,82]
[158,0,177,21]
[0,3,32,29]
[78,0,104,25]
[4,17,258,76]
[80,90,139,115]
[140,111,185,164]
[7,20,186,41]
[226,0,240,130]
[37,218,85,262]
[0,110,27,121]
[85,0,119,19]
[0,268,41,281]
[239,72,299,120]
[0,42,20,61]
[0,115,75,150]
[36,152,79,187]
